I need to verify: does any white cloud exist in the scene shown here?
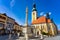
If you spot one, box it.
[10,0,15,7]
[44,14,46,17]
[49,12,51,15]
[43,12,51,17]
[40,12,44,16]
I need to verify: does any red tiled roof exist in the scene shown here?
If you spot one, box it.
[32,16,51,24]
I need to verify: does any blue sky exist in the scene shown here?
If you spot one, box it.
[0,0,60,30]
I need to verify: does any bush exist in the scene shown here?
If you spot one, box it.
[42,32,48,35]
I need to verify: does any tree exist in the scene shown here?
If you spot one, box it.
[42,31,48,35]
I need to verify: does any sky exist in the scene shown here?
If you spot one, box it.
[0,0,60,30]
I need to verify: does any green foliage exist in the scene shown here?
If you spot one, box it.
[42,31,48,35]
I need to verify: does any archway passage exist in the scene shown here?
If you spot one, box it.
[37,31,39,35]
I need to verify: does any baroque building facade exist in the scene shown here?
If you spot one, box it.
[0,13,7,34]
[31,3,58,36]
[0,13,22,34]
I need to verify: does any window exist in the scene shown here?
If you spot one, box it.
[7,22,14,30]
[0,21,5,23]
[0,23,4,27]
[48,24,50,30]
[31,28,33,33]
[0,16,6,20]
[33,13,35,15]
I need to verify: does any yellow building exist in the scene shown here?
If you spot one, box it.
[14,22,19,31]
[0,13,22,34]
[13,22,22,35]
[6,16,15,34]
[31,3,58,36]
[0,13,7,34]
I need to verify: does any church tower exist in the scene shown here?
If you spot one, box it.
[32,2,37,22]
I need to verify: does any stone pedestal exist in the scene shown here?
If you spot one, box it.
[22,27,28,40]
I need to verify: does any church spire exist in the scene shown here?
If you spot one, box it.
[33,3,36,8]
[32,0,37,11]
[32,0,37,22]
[33,0,36,8]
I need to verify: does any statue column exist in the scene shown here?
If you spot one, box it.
[25,6,28,40]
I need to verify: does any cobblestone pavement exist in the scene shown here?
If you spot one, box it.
[44,35,60,40]
[0,35,60,40]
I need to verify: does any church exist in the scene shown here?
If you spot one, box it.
[31,3,58,36]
